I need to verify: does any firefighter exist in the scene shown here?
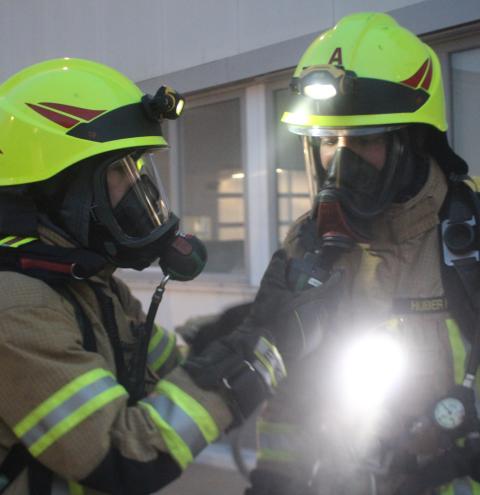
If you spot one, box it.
[245,12,480,495]
[0,58,327,494]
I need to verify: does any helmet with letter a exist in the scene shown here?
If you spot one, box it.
[281,12,463,241]
[0,57,186,268]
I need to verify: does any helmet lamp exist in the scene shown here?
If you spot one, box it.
[142,85,185,121]
[291,65,357,100]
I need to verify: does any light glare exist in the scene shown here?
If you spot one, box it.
[339,333,405,413]
[304,83,337,100]
[176,99,185,115]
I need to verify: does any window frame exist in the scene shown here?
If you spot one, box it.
[424,22,480,150]
[143,85,251,285]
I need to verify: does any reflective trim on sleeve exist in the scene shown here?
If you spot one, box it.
[446,319,466,386]
[14,369,127,457]
[0,236,38,248]
[139,396,202,469]
[140,379,220,469]
[148,327,176,372]
[155,380,219,444]
[253,337,286,389]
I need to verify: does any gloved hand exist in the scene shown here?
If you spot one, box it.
[182,322,286,423]
[182,248,342,424]
[249,248,343,360]
[394,447,472,495]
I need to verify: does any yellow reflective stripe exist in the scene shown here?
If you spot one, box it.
[258,447,298,463]
[15,369,113,437]
[68,481,84,495]
[30,385,126,457]
[139,401,192,469]
[446,319,466,385]
[0,235,38,248]
[148,326,165,353]
[0,236,16,245]
[155,380,219,444]
[149,331,176,371]
[10,236,37,248]
[14,369,127,457]
[255,348,276,387]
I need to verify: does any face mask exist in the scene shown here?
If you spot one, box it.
[88,149,180,269]
[303,129,409,243]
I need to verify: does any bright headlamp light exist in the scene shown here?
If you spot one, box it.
[338,332,405,413]
[142,85,185,121]
[291,65,357,100]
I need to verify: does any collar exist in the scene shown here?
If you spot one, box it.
[375,158,448,244]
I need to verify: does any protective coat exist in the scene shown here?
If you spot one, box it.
[257,160,478,495]
[0,226,233,495]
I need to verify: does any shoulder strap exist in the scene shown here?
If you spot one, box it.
[0,274,97,494]
[439,181,480,376]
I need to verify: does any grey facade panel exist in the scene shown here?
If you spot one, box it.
[139,0,480,95]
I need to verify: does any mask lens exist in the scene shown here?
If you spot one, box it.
[106,150,171,238]
[303,127,404,217]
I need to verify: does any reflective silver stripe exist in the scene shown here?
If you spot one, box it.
[145,394,207,457]
[253,337,286,388]
[147,330,171,366]
[20,376,117,449]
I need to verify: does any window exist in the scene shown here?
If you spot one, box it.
[272,87,309,245]
[450,47,480,176]
[178,96,246,275]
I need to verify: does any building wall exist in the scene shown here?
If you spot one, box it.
[0,0,422,84]
[1,0,479,330]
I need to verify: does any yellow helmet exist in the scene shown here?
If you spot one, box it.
[0,58,188,269]
[282,12,447,135]
[0,58,183,186]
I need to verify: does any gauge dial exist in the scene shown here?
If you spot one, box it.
[433,397,465,430]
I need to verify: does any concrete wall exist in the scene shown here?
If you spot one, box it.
[0,0,422,84]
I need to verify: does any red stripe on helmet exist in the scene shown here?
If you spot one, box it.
[26,103,79,128]
[401,59,429,88]
[421,59,433,91]
[39,102,106,121]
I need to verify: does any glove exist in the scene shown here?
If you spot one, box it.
[182,322,286,423]
[249,249,343,360]
[177,302,253,354]
[394,447,472,495]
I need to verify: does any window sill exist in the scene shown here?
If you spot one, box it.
[116,267,258,295]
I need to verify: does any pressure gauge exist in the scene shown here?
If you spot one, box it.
[433,397,466,430]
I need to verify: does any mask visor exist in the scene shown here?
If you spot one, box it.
[106,150,171,239]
